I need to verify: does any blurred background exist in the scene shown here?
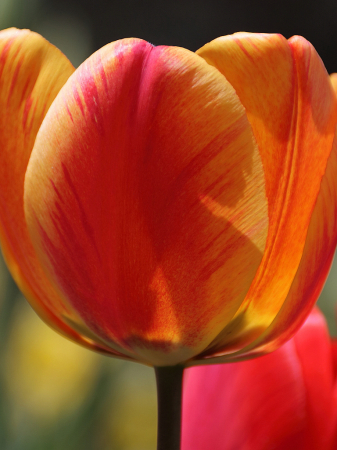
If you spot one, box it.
[1,0,337,448]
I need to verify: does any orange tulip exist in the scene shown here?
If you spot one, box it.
[0,28,336,367]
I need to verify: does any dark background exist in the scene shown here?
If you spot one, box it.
[47,0,337,73]
[4,0,337,72]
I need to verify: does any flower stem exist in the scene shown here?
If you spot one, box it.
[155,365,184,450]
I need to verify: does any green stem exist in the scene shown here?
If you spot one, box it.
[155,365,184,450]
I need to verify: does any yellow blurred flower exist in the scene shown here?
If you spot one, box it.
[103,363,157,450]
[4,299,101,423]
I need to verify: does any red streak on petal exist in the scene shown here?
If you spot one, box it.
[7,56,23,105]
[65,101,74,123]
[52,207,95,285]
[0,38,19,80]
[60,163,101,261]
[233,37,255,61]
[23,100,38,139]
[36,208,127,347]
[22,95,33,129]
[81,76,105,136]
[97,52,109,94]
[73,86,85,117]
[19,76,31,104]
[0,41,11,79]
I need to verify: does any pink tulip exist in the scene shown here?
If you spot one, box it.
[182,308,337,450]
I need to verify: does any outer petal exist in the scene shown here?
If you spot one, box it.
[221,66,337,359]
[182,309,336,450]
[194,33,337,359]
[232,127,337,358]
[24,39,268,366]
[0,28,123,357]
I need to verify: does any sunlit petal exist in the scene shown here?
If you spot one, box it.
[195,33,337,359]
[24,39,268,365]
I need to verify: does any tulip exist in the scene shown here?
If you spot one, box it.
[0,27,336,449]
[0,28,336,367]
[182,308,337,450]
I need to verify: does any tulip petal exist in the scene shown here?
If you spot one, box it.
[182,309,336,450]
[0,28,124,357]
[24,38,268,365]
[195,33,337,358]
[234,128,337,358]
